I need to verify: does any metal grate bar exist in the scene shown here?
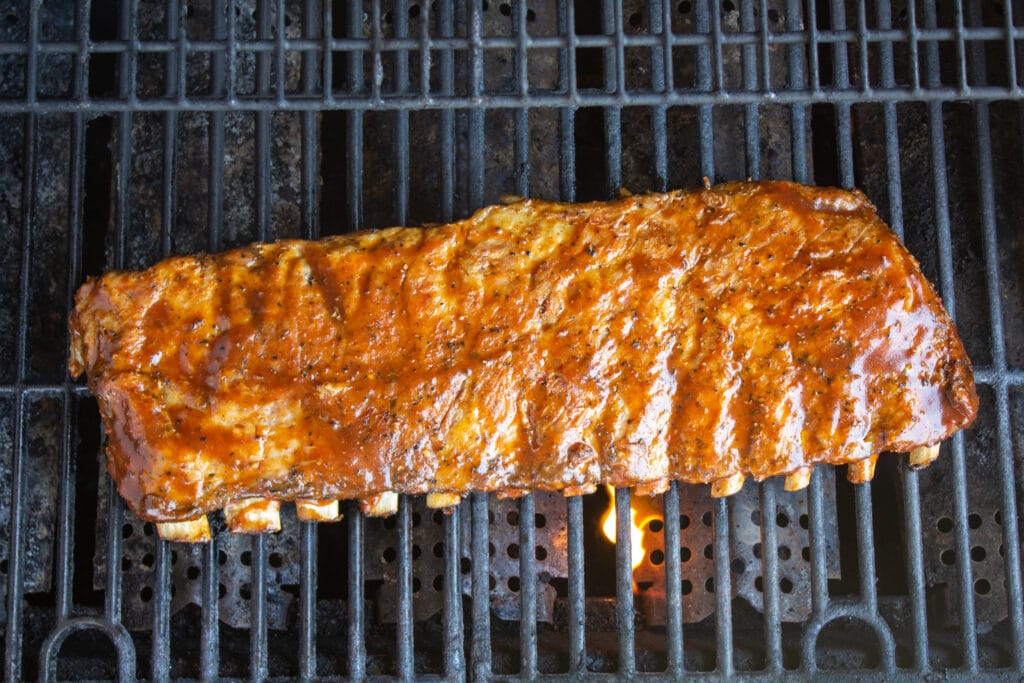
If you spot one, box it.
[854,485,879,612]
[396,495,415,678]
[274,0,285,103]
[346,1,364,232]
[321,0,333,106]
[161,1,181,253]
[471,492,492,679]
[872,2,930,668]
[922,0,978,670]
[298,521,317,681]
[347,503,366,680]
[298,2,321,661]
[394,0,410,225]
[151,4,182,680]
[713,496,733,675]
[4,69,36,679]
[953,0,967,92]
[104,479,126,623]
[649,0,669,191]
[152,533,172,682]
[104,0,137,632]
[741,0,760,177]
[900,468,929,671]
[696,0,714,179]
[565,495,585,675]
[468,0,485,210]
[855,0,869,92]
[208,0,227,251]
[250,535,269,680]
[9,24,1024,57]
[200,539,220,680]
[442,509,464,679]
[614,487,635,676]
[662,482,684,676]
[967,9,1024,661]
[603,0,623,194]
[10,85,1024,113]
[54,138,81,619]
[55,0,90,618]
[557,0,576,202]
[786,0,807,183]
[514,0,529,197]
[370,0,382,104]
[906,0,920,91]
[758,0,770,90]
[802,471,827,618]
[519,494,538,677]
[759,483,783,673]
[255,0,273,241]
[805,0,819,92]
[200,2,229,678]
[439,0,455,222]
[710,0,724,92]
[1004,0,1018,90]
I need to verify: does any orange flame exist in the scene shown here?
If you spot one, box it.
[599,485,646,571]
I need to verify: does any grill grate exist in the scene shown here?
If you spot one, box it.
[2,0,1024,680]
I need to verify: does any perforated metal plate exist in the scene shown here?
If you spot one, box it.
[365,491,568,623]
[93,462,302,631]
[635,471,839,624]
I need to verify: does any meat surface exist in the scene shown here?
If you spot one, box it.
[68,180,977,538]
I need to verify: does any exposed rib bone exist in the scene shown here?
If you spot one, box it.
[563,483,598,497]
[847,455,879,484]
[426,493,462,509]
[909,443,941,469]
[360,491,399,517]
[156,517,211,543]
[296,499,341,522]
[783,466,812,492]
[711,472,745,498]
[224,498,282,534]
[635,479,670,497]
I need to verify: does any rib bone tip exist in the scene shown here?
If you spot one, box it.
[847,455,879,484]
[909,444,941,469]
[783,467,812,492]
[562,483,598,497]
[156,516,211,543]
[296,499,341,522]
[635,479,670,497]
[711,472,745,498]
[361,491,399,517]
[426,492,461,510]
[224,498,282,534]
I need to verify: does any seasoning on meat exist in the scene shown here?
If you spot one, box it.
[68,180,978,541]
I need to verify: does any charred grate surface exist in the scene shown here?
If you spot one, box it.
[1,0,1023,680]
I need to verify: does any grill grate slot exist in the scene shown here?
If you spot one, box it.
[1,0,1023,679]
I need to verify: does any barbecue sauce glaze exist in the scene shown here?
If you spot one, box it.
[69,181,977,522]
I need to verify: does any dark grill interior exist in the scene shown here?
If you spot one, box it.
[2,0,1024,679]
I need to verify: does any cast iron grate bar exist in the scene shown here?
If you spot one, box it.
[921,0,978,671]
[967,0,1024,664]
